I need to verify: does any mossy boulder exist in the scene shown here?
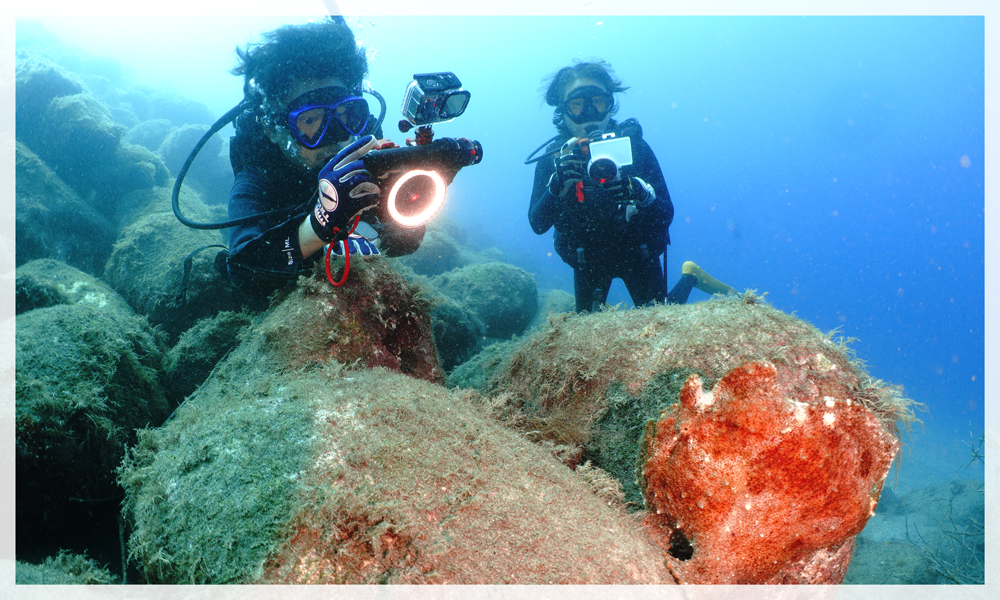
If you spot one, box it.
[16,303,171,561]
[125,118,173,152]
[431,262,537,338]
[527,288,576,331]
[162,311,255,405]
[119,293,673,583]
[156,123,233,205]
[15,55,85,151]
[16,258,133,316]
[258,259,445,385]
[34,93,125,198]
[452,295,918,584]
[428,293,486,371]
[16,551,119,585]
[15,141,115,275]
[102,211,243,343]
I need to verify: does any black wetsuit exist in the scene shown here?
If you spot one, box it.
[528,118,694,312]
[226,110,423,295]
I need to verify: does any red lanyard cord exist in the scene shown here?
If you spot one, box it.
[325,215,361,287]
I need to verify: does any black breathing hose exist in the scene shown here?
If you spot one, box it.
[172,88,389,231]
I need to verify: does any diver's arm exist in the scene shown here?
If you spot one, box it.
[528,158,559,234]
[632,139,673,225]
[298,218,327,259]
[226,170,314,295]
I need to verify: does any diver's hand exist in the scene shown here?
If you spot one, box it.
[310,135,381,242]
[547,153,587,197]
[607,176,655,207]
[330,234,381,257]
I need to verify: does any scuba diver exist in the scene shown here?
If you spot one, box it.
[527,60,735,312]
[224,17,423,295]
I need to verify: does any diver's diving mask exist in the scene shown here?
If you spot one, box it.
[562,86,614,125]
[286,86,370,148]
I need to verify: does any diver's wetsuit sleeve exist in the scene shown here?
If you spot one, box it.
[226,168,312,295]
[631,137,674,246]
[528,153,560,234]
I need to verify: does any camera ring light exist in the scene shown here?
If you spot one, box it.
[387,169,447,227]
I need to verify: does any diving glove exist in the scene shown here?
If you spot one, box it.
[548,153,587,197]
[607,176,655,207]
[310,135,381,242]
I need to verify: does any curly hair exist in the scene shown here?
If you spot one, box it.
[231,17,368,105]
[540,59,629,132]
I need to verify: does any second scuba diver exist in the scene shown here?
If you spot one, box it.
[527,60,735,312]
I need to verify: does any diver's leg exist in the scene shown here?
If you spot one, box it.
[666,272,697,304]
[681,261,737,296]
[622,255,667,307]
[574,266,611,313]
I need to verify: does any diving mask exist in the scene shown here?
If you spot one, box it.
[562,86,614,125]
[286,86,370,148]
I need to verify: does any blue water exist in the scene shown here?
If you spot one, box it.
[21,15,985,484]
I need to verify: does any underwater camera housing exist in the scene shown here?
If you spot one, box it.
[401,72,471,126]
[362,72,482,227]
[586,132,633,184]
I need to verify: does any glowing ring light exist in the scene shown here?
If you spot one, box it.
[386,169,447,227]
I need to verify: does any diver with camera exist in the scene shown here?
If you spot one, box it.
[527,60,734,312]
[171,18,481,295]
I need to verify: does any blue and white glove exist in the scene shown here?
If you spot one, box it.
[310,135,381,242]
[330,234,381,257]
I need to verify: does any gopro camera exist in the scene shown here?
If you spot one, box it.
[401,72,471,126]
[587,132,633,183]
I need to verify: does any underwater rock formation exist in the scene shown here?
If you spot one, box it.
[102,211,243,343]
[15,142,115,275]
[15,56,86,151]
[16,258,134,316]
[125,118,173,152]
[16,302,171,560]
[452,296,915,583]
[120,267,671,584]
[157,123,232,205]
[34,93,125,197]
[431,262,538,339]
[162,311,255,405]
[259,259,445,385]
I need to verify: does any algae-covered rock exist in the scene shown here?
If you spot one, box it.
[458,295,918,584]
[112,183,217,230]
[119,328,672,583]
[16,303,171,558]
[35,93,125,197]
[429,293,486,371]
[157,123,232,205]
[162,311,255,404]
[15,141,115,275]
[102,211,243,342]
[527,288,576,331]
[431,261,538,338]
[125,118,173,152]
[259,258,445,385]
[16,258,134,316]
[15,55,86,151]
[16,551,119,585]
[93,142,170,204]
